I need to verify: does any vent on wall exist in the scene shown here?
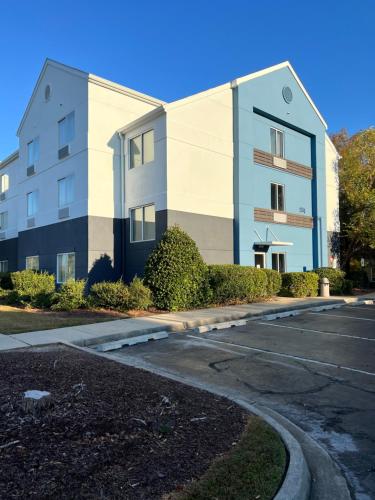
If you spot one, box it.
[27,218,35,228]
[58,207,70,219]
[0,232,5,240]
[27,165,35,177]
[58,145,70,160]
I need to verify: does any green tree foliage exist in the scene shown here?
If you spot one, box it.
[331,128,375,269]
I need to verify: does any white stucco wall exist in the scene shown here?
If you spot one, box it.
[166,85,234,219]
[0,154,20,240]
[325,134,340,233]
[87,78,162,219]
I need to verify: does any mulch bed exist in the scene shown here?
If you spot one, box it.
[0,346,248,499]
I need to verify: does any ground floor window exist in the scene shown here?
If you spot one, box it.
[130,204,155,242]
[26,256,39,271]
[0,260,8,273]
[57,253,75,283]
[272,253,286,273]
[254,252,266,269]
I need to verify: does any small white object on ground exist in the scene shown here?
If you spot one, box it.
[24,390,51,400]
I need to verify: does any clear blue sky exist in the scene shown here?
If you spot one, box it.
[1,0,374,159]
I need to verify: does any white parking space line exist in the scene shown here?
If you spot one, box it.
[254,321,375,342]
[309,312,375,322]
[346,306,375,312]
[187,335,375,377]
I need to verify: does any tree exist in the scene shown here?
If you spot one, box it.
[331,128,375,271]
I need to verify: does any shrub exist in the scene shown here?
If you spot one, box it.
[89,280,130,311]
[313,267,346,295]
[280,272,319,298]
[0,272,12,290]
[9,270,55,308]
[51,280,87,311]
[208,265,268,304]
[346,269,369,289]
[342,279,354,295]
[263,269,282,297]
[127,276,153,310]
[144,226,211,311]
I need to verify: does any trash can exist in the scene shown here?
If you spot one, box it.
[320,277,330,297]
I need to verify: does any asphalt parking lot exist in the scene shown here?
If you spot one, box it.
[107,303,375,500]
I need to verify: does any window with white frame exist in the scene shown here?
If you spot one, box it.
[271,183,285,211]
[0,260,8,273]
[58,112,75,148]
[58,175,74,207]
[57,253,75,283]
[26,256,39,271]
[0,174,9,194]
[130,204,155,242]
[270,128,284,158]
[0,211,8,230]
[254,252,266,269]
[272,253,286,273]
[27,137,40,166]
[129,130,154,168]
[27,191,38,217]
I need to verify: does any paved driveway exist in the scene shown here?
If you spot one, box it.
[105,303,375,500]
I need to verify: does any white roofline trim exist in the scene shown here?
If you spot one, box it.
[0,150,19,169]
[231,61,327,129]
[165,82,231,111]
[88,74,165,107]
[17,59,88,137]
[118,106,166,135]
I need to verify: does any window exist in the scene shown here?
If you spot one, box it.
[58,175,74,207]
[0,260,8,273]
[58,112,75,148]
[27,191,38,217]
[57,253,75,283]
[272,253,286,273]
[271,183,285,211]
[26,256,39,271]
[0,212,8,230]
[130,204,155,242]
[27,137,40,166]
[270,128,284,158]
[0,174,9,194]
[254,253,266,269]
[129,130,154,168]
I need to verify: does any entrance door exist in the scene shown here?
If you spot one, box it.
[254,253,266,269]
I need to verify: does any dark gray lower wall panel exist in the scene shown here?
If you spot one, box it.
[0,237,18,271]
[18,217,89,279]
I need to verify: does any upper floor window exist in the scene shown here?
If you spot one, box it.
[58,112,75,150]
[58,175,74,207]
[26,256,39,271]
[130,204,155,242]
[270,128,284,158]
[57,252,75,283]
[27,191,39,217]
[271,183,285,211]
[0,211,8,230]
[0,260,8,273]
[27,137,40,166]
[0,174,9,194]
[129,130,154,168]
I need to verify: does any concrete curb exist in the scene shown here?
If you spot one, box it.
[63,342,311,500]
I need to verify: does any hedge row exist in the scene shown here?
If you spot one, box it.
[280,272,319,298]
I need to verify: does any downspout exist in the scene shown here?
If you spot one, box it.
[118,132,126,279]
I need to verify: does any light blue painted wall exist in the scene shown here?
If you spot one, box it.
[234,66,328,271]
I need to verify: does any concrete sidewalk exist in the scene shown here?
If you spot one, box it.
[1,292,374,351]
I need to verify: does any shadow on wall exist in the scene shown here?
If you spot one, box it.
[87,254,118,289]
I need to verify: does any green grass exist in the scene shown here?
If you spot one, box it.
[168,416,287,500]
[0,305,130,334]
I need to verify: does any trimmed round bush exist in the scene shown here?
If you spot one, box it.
[51,279,87,311]
[0,272,12,290]
[127,277,153,310]
[280,272,319,298]
[9,270,55,308]
[144,226,211,311]
[313,267,346,295]
[208,265,268,304]
[89,280,130,311]
[263,269,282,297]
